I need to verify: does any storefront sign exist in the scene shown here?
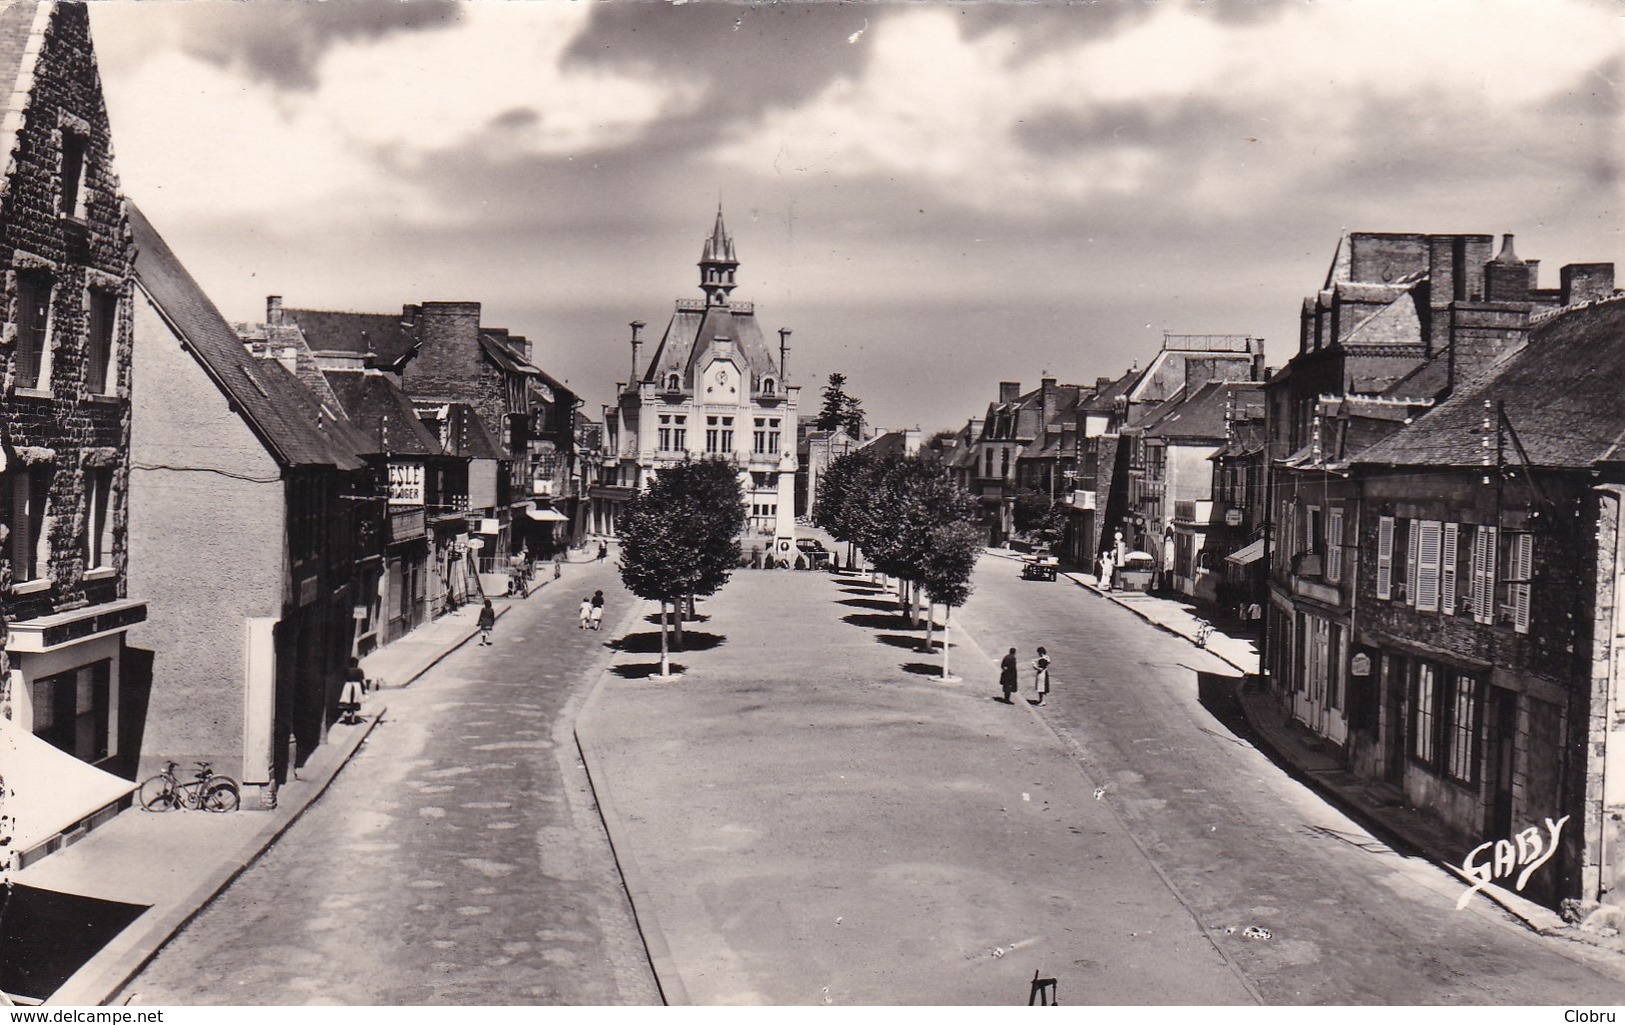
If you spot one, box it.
[1350,652,1372,677]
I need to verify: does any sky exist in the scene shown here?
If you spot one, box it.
[90,0,1624,434]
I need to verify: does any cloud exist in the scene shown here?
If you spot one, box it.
[94,3,699,229]
[708,0,1625,219]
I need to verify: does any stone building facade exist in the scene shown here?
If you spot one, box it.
[598,209,799,557]
[0,2,147,861]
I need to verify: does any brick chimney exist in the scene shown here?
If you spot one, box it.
[629,320,645,384]
[1561,263,1615,305]
[266,295,283,326]
[998,381,1021,403]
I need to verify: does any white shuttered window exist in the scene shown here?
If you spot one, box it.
[1472,525,1499,624]
[1407,519,1421,606]
[1376,515,1395,600]
[1511,532,1533,634]
[1440,522,1458,616]
[1415,520,1442,613]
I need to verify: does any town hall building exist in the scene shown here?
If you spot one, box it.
[595,209,799,560]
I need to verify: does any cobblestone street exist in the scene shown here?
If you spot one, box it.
[123,561,659,1005]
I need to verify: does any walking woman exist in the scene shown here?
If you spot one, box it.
[999,648,1019,704]
[590,589,606,631]
[1030,646,1051,706]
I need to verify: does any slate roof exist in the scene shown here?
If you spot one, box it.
[862,431,911,459]
[284,308,414,365]
[1143,381,1266,442]
[130,203,368,472]
[1079,370,1138,412]
[422,402,505,461]
[1354,297,1625,469]
[642,302,780,386]
[324,370,446,458]
[0,3,38,118]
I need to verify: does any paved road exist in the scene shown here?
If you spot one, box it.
[577,569,1256,1005]
[955,554,1625,1004]
[123,560,661,1006]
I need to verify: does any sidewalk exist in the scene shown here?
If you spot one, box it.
[1020,551,1582,944]
[20,562,575,1005]
[575,570,1260,1005]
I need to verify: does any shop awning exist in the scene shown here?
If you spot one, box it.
[1225,537,1266,566]
[0,717,137,854]
[526,506,569,522]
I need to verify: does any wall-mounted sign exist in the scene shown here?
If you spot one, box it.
[1350,652,1372,677]
[1224,508,1244,527]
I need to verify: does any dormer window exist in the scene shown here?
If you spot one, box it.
[666,372,681,392]
[760,376,777,396]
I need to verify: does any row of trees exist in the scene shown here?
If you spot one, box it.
[616,458,745,677]
[814,450,983,679]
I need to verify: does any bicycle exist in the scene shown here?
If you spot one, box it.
[138,761,241,813]
[1194,619,1214,649]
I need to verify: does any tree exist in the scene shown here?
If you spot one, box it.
[616,458,744,674]
[815,372,865,437]
[814,447,876,567]
[1013,487,1063,538]
[920,519,982,680]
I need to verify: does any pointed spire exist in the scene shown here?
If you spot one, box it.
[698,204,740,306]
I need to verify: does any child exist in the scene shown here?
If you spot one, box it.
[477,599,495,646]
[579,596,593,630]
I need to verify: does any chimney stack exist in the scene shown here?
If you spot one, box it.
[778,328,792,381]
[999,381,1021,403]
[1561,263,1616,305]
[629,321,645,385]
[267,295,283,326]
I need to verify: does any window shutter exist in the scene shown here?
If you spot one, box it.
[1513,532,1533,634]
[1416,520,1442,612]
[1440,522,1458,616]
[1472,526,1499,624]
[1327,509,1344,584]
[1377,515,1394,600]
[1407,519,1420,606]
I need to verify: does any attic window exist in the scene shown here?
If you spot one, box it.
[666,373,681,391]
[60,130,88,219]
[760,376,776,395]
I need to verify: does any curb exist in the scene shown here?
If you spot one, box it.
[1055,570,1257,677]
[52,704,388,1006]
[573,600,690,1007]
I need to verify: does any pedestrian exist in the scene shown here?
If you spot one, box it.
[597,540,608,562]
[553,552,563,580]
[579,595,593,630]
[590,589,605,631]
[999,648,1019,704]
[1030,646,1051,706]
[338,657,366,724]
[477,598,495,645]
[1099,550,1115,592]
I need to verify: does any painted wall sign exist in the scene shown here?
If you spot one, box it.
[1453,815,1569,910]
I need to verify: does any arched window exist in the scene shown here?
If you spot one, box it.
[666,372,681,392]
[760,376,776,395]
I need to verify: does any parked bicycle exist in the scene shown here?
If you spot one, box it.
[138,761,241,813]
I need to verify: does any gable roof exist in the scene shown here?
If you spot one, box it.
[130,203,368,472]
[1143,381,1266,442]
[437,403,506,461]
[324,370,446,458]
[1355,297,1625,470]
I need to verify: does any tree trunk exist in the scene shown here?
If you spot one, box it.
[921,600,935,652]
[941,606,954,680]
[659,601,671,677]
[673,602,686,650]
